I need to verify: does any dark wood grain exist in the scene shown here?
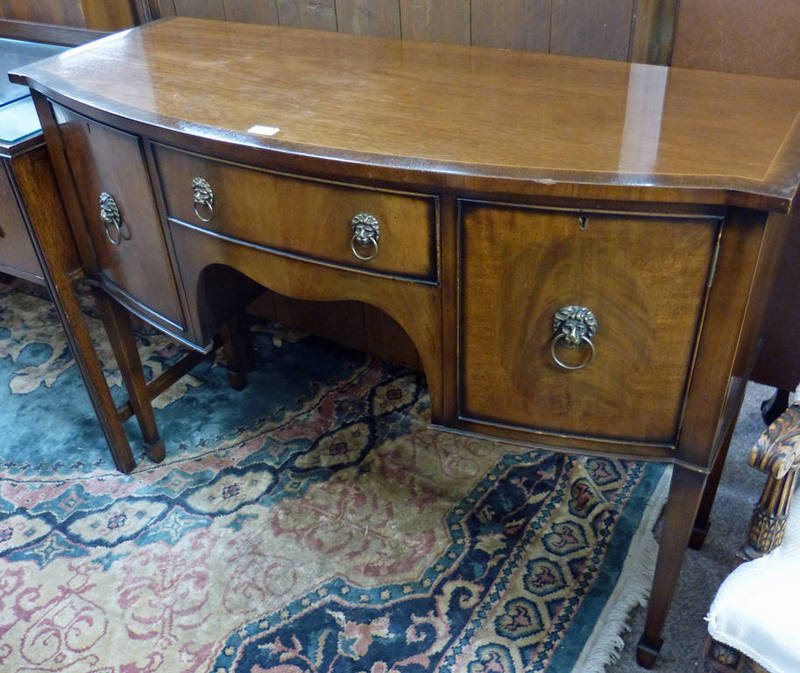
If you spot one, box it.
[631,0,680,64]
[277,0,337,31]
[550,0,636,60]
[336,0,400,38]
[153,0,177,18]
[80,0,139,30]
[672,0,800,78]
[0,0,85,27]
[0,19,106,45]
[172,0,225,20]
[223,0,279,24]
[399,0,469,44]
[0,0,138,30]
[470,0,550,51]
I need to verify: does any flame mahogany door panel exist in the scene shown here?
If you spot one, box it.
[459,203,720,445]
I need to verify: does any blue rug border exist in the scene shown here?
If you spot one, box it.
[546,460,665,671]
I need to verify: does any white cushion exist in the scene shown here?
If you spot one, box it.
[707,500,800,673]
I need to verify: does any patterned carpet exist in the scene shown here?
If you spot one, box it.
[0,279,667,673]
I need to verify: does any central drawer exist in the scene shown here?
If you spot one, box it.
[153,145,438,282]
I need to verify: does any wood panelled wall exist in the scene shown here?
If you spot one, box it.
[153,0,672,62]
[0,0,142,31]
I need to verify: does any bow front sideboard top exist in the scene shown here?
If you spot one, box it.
[10,17,800,666]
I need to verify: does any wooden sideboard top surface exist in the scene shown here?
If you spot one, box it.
[11,16,800,211]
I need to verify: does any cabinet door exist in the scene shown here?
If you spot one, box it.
[53,105,184,331]
[459,202,720,446]
[0,161,40,280]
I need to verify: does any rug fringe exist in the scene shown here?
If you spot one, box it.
[569,466,672,673]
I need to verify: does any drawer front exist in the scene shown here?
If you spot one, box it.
[0,162,40,280]
[153,144,438,282]
[459,202,720,445]
[54,106,184,329]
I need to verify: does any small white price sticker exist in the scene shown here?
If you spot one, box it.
[248,125,281,136]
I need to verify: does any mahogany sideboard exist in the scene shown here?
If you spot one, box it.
[11,17,800,667]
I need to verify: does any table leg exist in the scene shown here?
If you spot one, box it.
[219,314,255,391]
[637,465,708,668]
[8,145,138,472]
[92,288,165,463]
[20,276,137,473]
[760,388,790,426]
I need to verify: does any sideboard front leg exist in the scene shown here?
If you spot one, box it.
[92,288,165,463]
[8,149,138,474]
[637,465,708,668]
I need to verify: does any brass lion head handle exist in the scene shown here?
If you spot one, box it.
[551,305,597,370]
[350,213,380,261]
[192,177,214,222]
[99,192,123,245]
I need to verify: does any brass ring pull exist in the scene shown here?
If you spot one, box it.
[351,213,380,261]
[550,304,597,371]
[192,177,214,222]
[99,192,122,245]
[550,333,595,370]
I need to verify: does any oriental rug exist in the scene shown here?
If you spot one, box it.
[0,279,668,673]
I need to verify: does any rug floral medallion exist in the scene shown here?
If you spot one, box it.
[0,280,666,673]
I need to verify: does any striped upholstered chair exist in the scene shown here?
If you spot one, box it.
[705,404,800,673]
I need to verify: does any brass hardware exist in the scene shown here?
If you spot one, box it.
[99,192,123,245]
[550,304,597,370]
[192,177,214,222]
[350,212,380,261]
[578,215,588,230]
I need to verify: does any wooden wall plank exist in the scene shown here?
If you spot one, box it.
[173,0,225,20]
[550,0,636,60]
[631,0,679,64]
[81,0,138,30]
[277,0,338,31]
[224,0,279,24]
[470,0,550,51]
[153,0,177,18]
[672,0,800,78]
[336,0,400,38]
[0,0,86,27]
[399,0,469,44]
